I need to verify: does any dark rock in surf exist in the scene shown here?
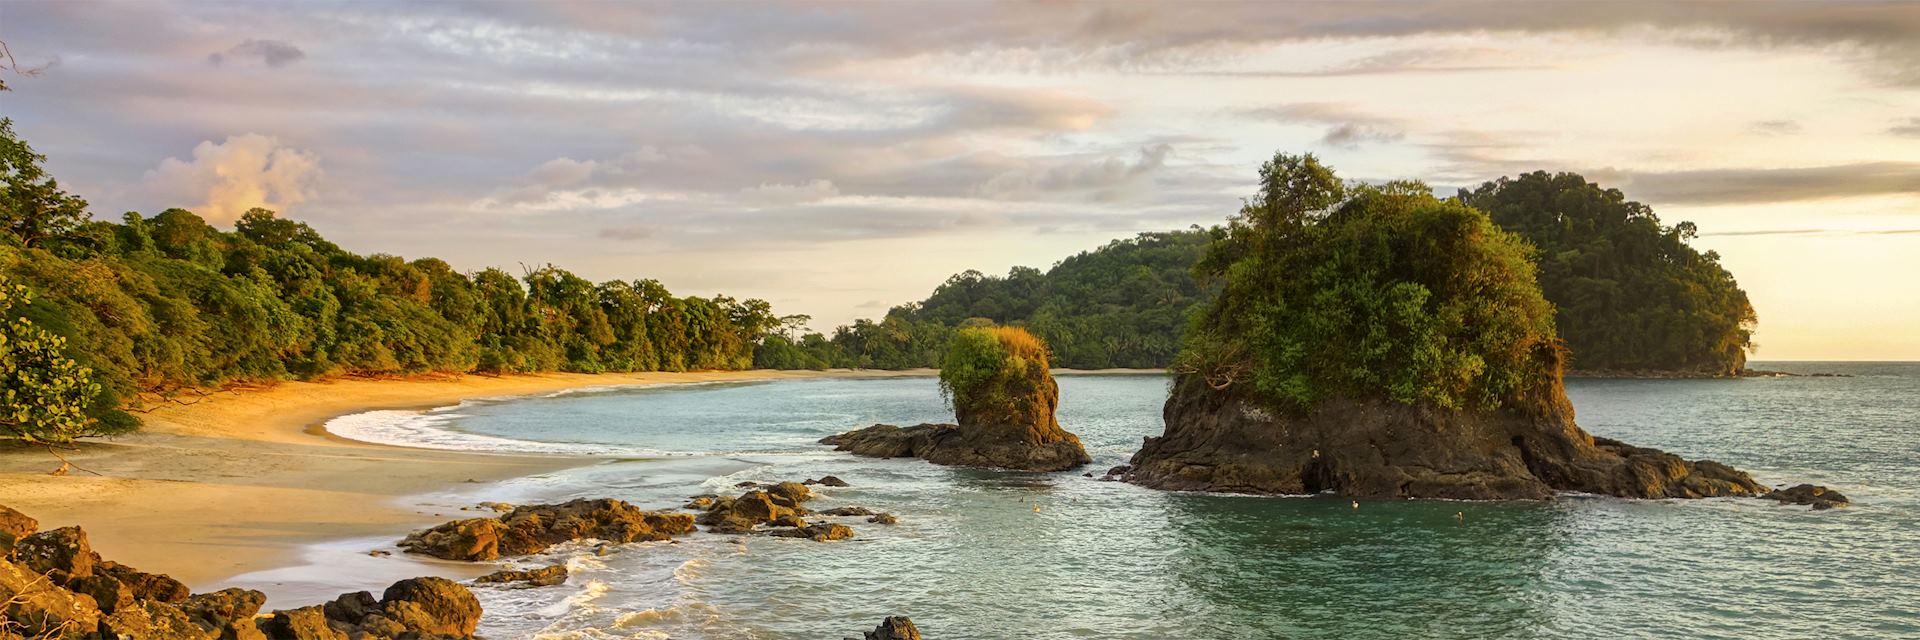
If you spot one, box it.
[475,564,570,587]
[859,616,922,640]
[1763,484,1850,510]
[819,506,875,517]
[768,523,854,542]
[258,577,480,639]
[695,484,818,533]
[804,475,851,487]
[867,513,898,525]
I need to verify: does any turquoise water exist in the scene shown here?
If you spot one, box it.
[339,364,1919,639]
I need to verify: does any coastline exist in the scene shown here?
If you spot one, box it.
[0,368,937,589]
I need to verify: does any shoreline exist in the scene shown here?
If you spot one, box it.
[0,368,940,590]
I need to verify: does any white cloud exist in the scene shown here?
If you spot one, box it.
[141,134,321,223]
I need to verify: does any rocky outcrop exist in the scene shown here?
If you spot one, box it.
[1764,484,1850,510]
[694,484,816,534]
[851,616,922,640]
[0,504,36,552]
[825,328,1090,472]
[475,564,569,587]
[804,476,851,487]
[400,498,694,561]
[257,577,480,640]
[822,420,1091,472]
[1125,375,1769,500]
[0,506,476,640]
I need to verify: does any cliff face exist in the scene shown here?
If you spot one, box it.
[1124,376,1763,500]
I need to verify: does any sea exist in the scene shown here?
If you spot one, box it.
[234,362,1919,639]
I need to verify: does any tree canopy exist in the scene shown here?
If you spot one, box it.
[0,122,786,434]
[1460,172,1755,375]
[1180,153,1562,411]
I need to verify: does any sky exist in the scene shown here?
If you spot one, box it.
[2,1,1917,360]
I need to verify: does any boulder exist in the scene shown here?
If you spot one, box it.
[262,577,480,640]
[819,506,875,517]
[697,490,803,534]
[177,587,267,632]
[770,515,808,528]
[98,560,191,603]
[256,605,345,640]
[862,616,922,640]
[1764,484,1850,510]
[867,513,898,525]
[474,564,569,587]
[0,558,100,640]
[401,499,693,561]
[64,575,133,614]
[98,598,214,640]
[396,518,506,562]
[15,527,94,584]
[768,523,854,542]
[767,482,814,506]
[804,476,851,487]
[379,577,481,638]
[0,504,36,553]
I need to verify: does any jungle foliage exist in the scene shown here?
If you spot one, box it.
[1179,153,1563,411]
[1,119,783,438]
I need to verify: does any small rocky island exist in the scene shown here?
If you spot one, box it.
[824,326,1091,471]
[1122,154,1840,504]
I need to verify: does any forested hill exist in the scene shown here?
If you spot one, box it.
[827,173,1756,376]
[894,230,1215,368]
[1460,172,1756,375]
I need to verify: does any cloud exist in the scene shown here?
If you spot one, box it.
[739,179,840,206]
[1245,103,1407,149]
[208,39,306,68]
[141,134,321,223]
[1587,162,1920,205]
[978,144,1173,200]
[1890,117,1920,137]
[1751,120,1802,135]
[597,225,656,241]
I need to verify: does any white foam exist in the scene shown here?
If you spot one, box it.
[324,409,647,456]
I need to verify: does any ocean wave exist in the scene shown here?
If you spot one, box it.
[324,410,651,456]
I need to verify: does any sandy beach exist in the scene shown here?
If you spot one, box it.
[0,368,943,588]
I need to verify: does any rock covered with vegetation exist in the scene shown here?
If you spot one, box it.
[824,327,1090,471]
[1125,153,1767,500]
[399,498,694,561]
[848,616,922,640]
[0,505,480,639]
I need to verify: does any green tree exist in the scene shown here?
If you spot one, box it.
[1,277,101,443]
[0,119,90,247]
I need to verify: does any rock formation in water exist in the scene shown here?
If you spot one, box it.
[1124,153,1810,502]
[1127,368,1770,500]
[400,498,694,561]
[848,616,922,640]
[823,327,1090,471]
[1763,484,1850,510]
[0,505,480,640]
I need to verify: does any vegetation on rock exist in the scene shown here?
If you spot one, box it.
[1179,153,1560,412]
[938,326,1051,423]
